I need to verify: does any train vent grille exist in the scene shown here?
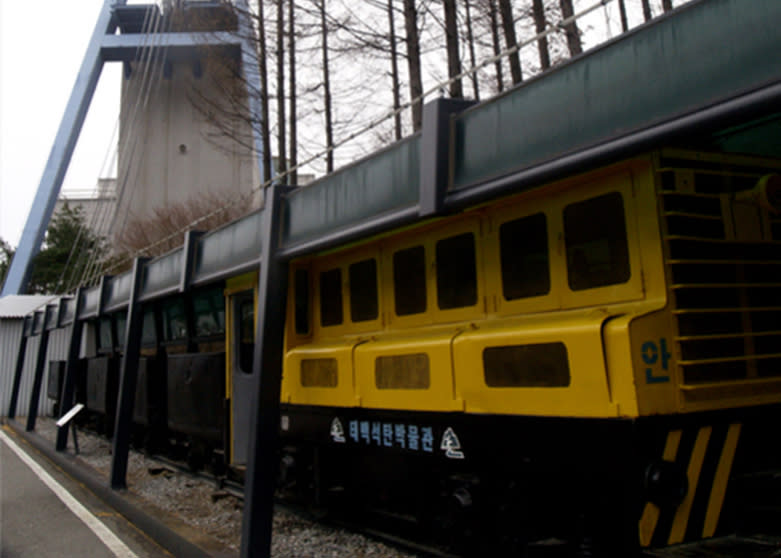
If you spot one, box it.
[659,164,781,389]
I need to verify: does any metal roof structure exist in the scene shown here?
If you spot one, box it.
[0,296,55,319]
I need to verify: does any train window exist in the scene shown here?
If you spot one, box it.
[98,317,113,351]
[294,269,310,335]
[483,343,570,387]
[193,287,225,337]
[320,268,343,326]
[115,311,128,349]
[499,213,550,300]
[375,354,430,389]
[162,298,188,341]
[349,258,378,322]
[238,296,255,374]
[436,232,477,309]
[393,245,426,316]
[301,358,338,387]
[564,192,630,291]
[141,309,157,346]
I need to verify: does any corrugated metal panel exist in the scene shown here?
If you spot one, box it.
[0,295,53,318]
[1,319,71,419]
[451,0,781,190]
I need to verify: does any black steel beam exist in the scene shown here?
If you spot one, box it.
[56,288,86,451]
[26,308,52,432]
[240,185,290,558]
[6,321,30,420]
[110,258,149,489]
[419,98,476,217]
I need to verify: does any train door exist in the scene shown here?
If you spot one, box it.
[227,287,256,466]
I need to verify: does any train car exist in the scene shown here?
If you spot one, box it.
[264,149,781,555]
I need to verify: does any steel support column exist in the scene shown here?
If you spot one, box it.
[26,310,52,432]
[56,289,86,451]
[240,185,290,558]
[0,0,117,296]
[110,258,149,489]
[6,318,31,419]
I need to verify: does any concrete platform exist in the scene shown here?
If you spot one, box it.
[0,422,234,558]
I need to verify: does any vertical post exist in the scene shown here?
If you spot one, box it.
[57,289,85,451]
[419,98,476,218]
[6,317,31,419]
[110,257,149,489]
[26,309,52,432]
[240,185,289,558]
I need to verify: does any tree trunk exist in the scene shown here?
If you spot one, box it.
[257,1,272,184]
[488,0,504,93]
[532,0,550,70]
[288,0,297,185]
[402,0,423,131]
[443,0,462,98]
[387,0,403,140]
[641,0,653,22]
[464,0,479,101]
[276,0,287,181]
[320,0,334,173]
[662,0,674,12]
[617,0,629,33]
[558,0,582,57]
[498,0,522,84]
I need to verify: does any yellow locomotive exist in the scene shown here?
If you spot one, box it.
[255,150,781,555]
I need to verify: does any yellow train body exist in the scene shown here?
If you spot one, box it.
[278,149,781,420]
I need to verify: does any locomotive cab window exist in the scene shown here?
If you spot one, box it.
[115,311,128,351]
[233,292,255,375]
[162,297,188,342]
[349,258,378,322]
[294,268,310,335]
[499,213,550,300]
[141,308,157,348]
[193,286,225,338]
[319,268,343,327]
[436,232,478,309]
[393,245,427,316]
[97,316,114,353]
[564,192,630,291]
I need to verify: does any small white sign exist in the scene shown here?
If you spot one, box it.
[56,403,85,428]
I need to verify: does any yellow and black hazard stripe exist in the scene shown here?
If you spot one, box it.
[639,422,741,547]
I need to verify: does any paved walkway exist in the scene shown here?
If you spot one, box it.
[0,427,166,558]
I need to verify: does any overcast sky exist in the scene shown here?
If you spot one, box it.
[0,0,120,247]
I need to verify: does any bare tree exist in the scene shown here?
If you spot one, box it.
[288,0,298,184]
[662,0,674,12]
[463,0,480,100]
[559,0,582,57]
[488,0,505,92]
[257,1,273,183]
[617,0,629,32]
[443,0,463,98]
[276,0,287,180]
[498,0,522,84]
[641,0,653,22]
[387,0,403,140]
[403,0,423,130]
[532,0,550,70]
[319,0,334,172]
